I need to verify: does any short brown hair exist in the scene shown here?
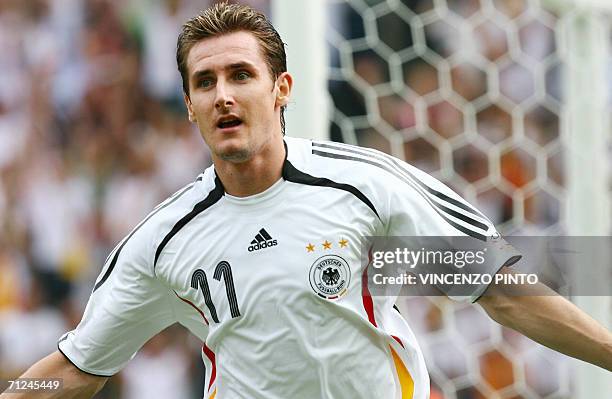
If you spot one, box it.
[177,2,288,133]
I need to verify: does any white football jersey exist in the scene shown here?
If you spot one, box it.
[59,137,520,399]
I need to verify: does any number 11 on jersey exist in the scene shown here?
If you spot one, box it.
[191,261,241,322]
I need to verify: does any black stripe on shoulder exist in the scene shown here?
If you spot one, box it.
[57,344,114,378]
[312,148,487,241]
[93,181,198,292]
[154,176,224,268]
[282,159,381,221]
[100,181,198,267]
[313,141,488,221]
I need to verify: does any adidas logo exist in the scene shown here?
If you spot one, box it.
[248,228,278,252]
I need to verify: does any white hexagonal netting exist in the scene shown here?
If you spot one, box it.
[325,1,611,398]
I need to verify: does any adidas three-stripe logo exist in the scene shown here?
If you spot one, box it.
[248,228,278,252]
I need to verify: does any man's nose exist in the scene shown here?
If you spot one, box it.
[215,80,234,110]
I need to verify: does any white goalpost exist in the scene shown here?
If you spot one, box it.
[551,1,612,397]
[272,0,329,140]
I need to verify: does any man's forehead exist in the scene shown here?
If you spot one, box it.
[187,31,265,74]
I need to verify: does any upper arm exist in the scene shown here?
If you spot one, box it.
[58,224,178,376]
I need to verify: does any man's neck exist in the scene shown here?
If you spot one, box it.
[213,136,286,197]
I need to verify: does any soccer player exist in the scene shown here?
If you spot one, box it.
[2,2,610,399]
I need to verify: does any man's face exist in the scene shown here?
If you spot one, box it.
[184,31,291,163]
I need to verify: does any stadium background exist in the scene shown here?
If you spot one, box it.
[0,0,610,398]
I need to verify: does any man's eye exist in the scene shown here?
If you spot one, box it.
[198,79,213,88]
[236,72,250,81]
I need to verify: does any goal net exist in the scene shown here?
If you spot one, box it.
[323,0,611,398]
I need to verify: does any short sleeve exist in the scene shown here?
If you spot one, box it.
[381,159,521,302]
[58,226,177,376]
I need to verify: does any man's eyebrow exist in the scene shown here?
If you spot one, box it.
[191,62,257,80]
[227,62,256,70]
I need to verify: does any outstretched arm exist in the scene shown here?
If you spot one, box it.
[477,267,612,371]
[0,351,107,399]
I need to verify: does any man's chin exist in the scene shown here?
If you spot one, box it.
[215,144,251,163]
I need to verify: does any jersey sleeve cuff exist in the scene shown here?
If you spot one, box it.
[470,253,522,303]
[57,334,117,378]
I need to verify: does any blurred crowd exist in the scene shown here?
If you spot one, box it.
[0,0,224,396]
[0,0,570,398]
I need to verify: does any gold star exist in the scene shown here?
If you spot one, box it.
[339,238,348,248]
[306,243,315,252]
[322,240,332,250]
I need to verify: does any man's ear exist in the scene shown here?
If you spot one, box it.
[275,72,293,108]
[184,93,196,123]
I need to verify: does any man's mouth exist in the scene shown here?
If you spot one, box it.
[217,117,243,129]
